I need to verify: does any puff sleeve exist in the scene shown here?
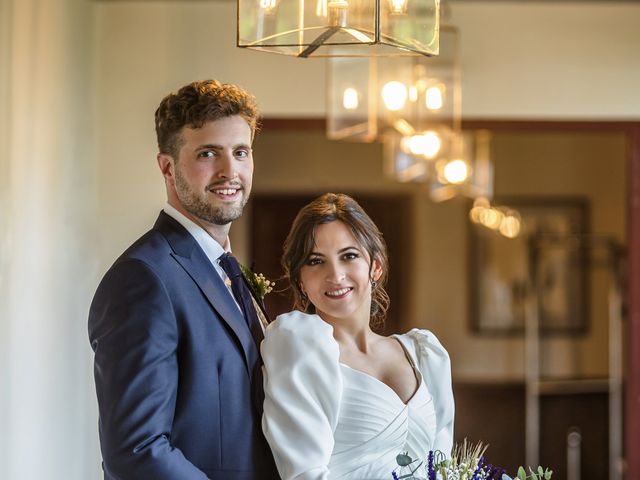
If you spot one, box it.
[261,311,343,480]
[404,329,455,456]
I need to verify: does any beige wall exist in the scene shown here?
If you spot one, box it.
[1,0,100,478]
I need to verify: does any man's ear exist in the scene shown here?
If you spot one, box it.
[157,153,175,186]
[371,259,383,282]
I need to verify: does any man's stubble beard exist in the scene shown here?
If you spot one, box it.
[174,168,249,226]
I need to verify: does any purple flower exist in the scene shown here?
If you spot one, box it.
[471,455,485,480]
[427,451,436,480]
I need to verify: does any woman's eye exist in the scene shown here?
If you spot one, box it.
[306,258,322,266]
[343,252,359,261]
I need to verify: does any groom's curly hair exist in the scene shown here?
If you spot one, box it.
[282,193,390,330]
[155,79,260,160]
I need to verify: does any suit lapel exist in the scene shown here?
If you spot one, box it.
[154,212,259,375]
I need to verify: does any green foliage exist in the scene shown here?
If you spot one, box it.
[239,263,274,299]
[505,465,553,480]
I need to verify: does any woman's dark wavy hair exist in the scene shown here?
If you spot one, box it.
[282,193,390,330]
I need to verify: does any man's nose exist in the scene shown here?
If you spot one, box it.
[216,152,237,179]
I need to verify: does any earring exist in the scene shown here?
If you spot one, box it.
[371,279,377,289]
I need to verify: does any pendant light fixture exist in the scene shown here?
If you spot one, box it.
[238,0,441,57]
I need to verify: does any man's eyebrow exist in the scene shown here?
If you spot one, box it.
[194,144,222,151]
[194,143,252,151]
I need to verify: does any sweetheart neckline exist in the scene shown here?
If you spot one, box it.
[338,362,426,406]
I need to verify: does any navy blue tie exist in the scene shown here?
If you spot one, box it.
[218,253,266,414]
[218,253,265,349]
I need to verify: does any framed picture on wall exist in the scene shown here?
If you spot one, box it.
[470,197,589,335]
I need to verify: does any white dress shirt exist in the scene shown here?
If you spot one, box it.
[163,203,237,305]
[163,203,268,330]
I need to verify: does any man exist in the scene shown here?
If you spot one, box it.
[89,80,278,479]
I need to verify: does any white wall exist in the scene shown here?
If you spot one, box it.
[450,1,640,119]
[0,0,101,478]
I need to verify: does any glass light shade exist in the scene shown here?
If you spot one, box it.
[429,129,494,202]
[238,0,440,57]
[327,25,459,142]
[383,135,429,182]
[382,126,454,182]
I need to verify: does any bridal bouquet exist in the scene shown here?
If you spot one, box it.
[392,440,552,480]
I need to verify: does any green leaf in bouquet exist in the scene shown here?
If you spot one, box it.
[517,466,527,480]
[396,452,414,467]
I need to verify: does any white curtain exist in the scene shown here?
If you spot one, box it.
[0,0,101,478]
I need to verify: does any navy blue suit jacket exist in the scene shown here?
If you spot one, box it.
[89,212,278,479]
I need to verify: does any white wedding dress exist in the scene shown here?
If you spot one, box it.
[261,311,455,480]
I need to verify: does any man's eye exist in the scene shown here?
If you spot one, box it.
[198,151,214,158]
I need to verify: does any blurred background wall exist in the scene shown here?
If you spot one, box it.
[1,0,639,478]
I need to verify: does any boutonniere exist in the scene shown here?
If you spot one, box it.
[239,263,274,300]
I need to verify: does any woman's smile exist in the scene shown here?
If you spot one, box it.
[299,220,379,325]
[325,287,354,299]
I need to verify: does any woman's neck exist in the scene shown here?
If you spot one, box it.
[327,318,378,354]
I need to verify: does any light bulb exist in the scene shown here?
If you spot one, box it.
[260,0,277,10]
[469,198,491,223]
[425,85,444,110]
[480,208,504,230]
[381,81,408,111]
[500,215,521,238]
[401,131,441,158]
[442,159,469,184]
[342,88,359,110]
[388,0,408,14]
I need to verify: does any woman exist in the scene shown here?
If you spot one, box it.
[261,193,454,479]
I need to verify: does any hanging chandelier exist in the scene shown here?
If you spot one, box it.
[237,0,440,57]
[325,23,495,202]
[326,24,459,141]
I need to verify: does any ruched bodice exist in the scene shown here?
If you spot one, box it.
[261,311,454,480]
[328,364,437,479]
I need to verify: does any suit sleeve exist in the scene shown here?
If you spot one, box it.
[89,259,208,479]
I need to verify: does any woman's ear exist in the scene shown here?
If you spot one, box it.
[371,259,383,282]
